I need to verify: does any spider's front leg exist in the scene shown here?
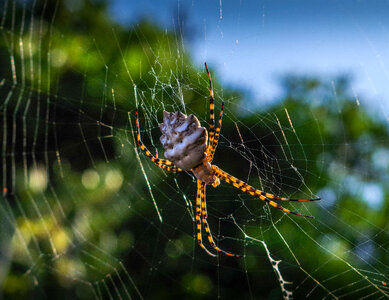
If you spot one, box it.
[196,180,241,258]
[212,165,320,218]
[135,111,182,172]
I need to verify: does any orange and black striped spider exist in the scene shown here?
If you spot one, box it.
[135,63,320,257]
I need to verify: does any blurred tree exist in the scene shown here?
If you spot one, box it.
[0,0,388,299]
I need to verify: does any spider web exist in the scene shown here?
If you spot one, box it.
[1,0,389,299]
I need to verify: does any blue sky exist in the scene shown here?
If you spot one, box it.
[110,0,389,114]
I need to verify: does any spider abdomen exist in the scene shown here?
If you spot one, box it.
[160,111,207,170]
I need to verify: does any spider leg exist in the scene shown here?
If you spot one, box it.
[135,111,182,172]
[207,101,224,162]
[205,62,216,148]
[212,165,319,218]
[199,181,241,257]
[196,180,217,257]
[262,193,320,202]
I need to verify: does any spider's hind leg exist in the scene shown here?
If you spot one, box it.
[134,111,182,172]
[204,62,225,162]
[204,62,216,146]
[207,102,224,162]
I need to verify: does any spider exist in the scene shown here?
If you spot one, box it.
[135,63,320,257]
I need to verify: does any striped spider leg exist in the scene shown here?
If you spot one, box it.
[204,62,224,162]
[135,62,320,258]
[196,180,241,257]
[195,180,217,257]
[212,165,320,218]
[135,111,182,172]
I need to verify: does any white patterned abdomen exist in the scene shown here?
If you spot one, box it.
[159,111,207,170]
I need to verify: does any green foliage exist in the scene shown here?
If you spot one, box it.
[1,0,388,299]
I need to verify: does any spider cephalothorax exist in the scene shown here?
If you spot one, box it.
[135,62,320,257]
[159,111,219,186]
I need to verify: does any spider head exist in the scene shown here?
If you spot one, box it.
[192,161,221,187]
[211,177,220,188]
